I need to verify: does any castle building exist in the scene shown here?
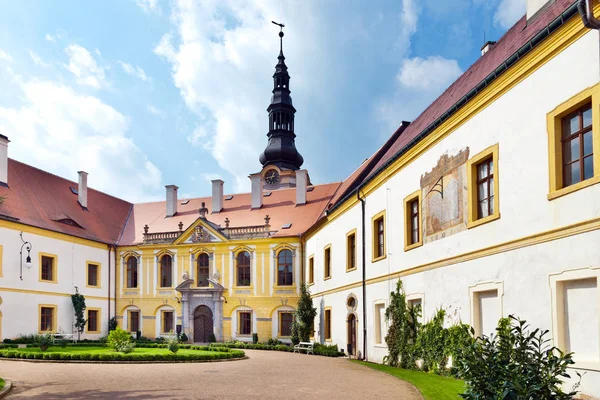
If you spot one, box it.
[1,0,600,396]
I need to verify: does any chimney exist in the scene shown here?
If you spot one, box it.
[296,169,308,206]
[250,173,262,209]
[77,171,88,209]
[211,179,224,213]
[527,0,554,20]
[480,41,496,56]
[0,135,9,187]
[166,185,178,217]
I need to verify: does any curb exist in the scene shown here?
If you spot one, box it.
[0,380,12,399]
[0,356,248,364]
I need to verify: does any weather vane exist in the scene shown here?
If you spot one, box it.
[271,20,285,51]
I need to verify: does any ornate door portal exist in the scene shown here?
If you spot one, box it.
[193,305,213,343]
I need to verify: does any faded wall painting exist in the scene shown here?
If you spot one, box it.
[420,148,469,244]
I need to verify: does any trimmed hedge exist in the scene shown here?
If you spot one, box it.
[0,344,18,349]
[208,342,345,357]
[0,348,245,362]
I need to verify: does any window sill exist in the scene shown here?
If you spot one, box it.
[346,267,357,273]
[38,330,57,334]
[86,330,100,334]
[467,212,500,229]
[124,288,140,291]
[323,276,332,281]
[325,338,332,342]
[548,175,600,201]
[236,334,252,337]
[371,255,387,263]
[233,285,254,290]
[86,285,101,289]
[39,279,58,284]
[273,285,296,290]
[374,344,388,348]
[308,282,315,286]
[404,241,423,252]
[570,360,600,372]
[158,287,174,290]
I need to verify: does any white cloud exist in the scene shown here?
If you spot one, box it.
[494,0,526,29]
[397,56,462,91]
[28,50,51,68]
[135,0,160,14]
[64,44,108,89]
[0,49,13,63]
[0,80,162,202]
[147,104,165,118]
[199,172,223,183]
[118,61,149,81]
[45,34,56,43]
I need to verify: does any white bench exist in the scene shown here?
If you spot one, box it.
[293,341,314,355]
[51,333,75,344]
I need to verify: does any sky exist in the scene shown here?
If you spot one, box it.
[0,0,526,203]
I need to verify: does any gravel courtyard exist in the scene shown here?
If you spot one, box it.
[0,350,422,399]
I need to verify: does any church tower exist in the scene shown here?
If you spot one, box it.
[256,23,308,191]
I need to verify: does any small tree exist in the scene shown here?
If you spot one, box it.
[293,283,317,344]
[384,279,420,368]
[71,287,87,340]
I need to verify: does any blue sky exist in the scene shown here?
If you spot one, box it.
[0,0,525,202]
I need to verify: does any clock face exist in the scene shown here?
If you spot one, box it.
[265,169,280,185]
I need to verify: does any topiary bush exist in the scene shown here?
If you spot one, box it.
[166,336,179,354]
[107,328,132,351]
[459,315,581,400]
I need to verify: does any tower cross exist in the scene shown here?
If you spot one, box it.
[271,21,285,52]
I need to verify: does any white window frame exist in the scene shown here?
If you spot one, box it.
[469,281,503,338]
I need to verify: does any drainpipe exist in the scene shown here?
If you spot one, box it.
[356,185,367,361]
[107,245,112,333]
[579,0,600,29]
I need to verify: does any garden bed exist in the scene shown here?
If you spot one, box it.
[0,346,245,362]
[209,341,345,357]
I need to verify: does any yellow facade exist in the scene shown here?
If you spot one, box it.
[115,222,301,342]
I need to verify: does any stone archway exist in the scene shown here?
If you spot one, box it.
[193,305,213,343]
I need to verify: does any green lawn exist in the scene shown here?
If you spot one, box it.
[0,378,4,389]
[14,346,217,356]
[353,361,465,400]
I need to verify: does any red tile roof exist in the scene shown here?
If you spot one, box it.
[0,159,133,244]
[118,182,341,245]
[330,0,577,209]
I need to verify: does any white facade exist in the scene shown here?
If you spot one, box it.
[305,29,600,396]
[0,223,115,339]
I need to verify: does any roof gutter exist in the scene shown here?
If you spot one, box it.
[579,0,600,29]
[329,1,580,215]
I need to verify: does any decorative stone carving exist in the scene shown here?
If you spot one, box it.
[182,271,190,281]
[213,270,221,282]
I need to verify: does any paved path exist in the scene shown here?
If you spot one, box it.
[0,350,422,399]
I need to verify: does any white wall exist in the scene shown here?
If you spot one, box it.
[0,226,114,339]
[305,30,600,396]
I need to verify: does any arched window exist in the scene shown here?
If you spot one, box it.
[197,253,210,287]
[127,257,138,288]
[277,249,293,286]
[236,251,251,286]
[160,255,172,287]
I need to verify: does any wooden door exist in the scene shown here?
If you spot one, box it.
[347,314,356,356]
[193,305,213,343]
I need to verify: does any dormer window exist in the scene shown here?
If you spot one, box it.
[55,218,84,229]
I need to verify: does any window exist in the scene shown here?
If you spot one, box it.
[39,254,57,283]
[279,312,293,337]
[407,294,424,324]
[39,305,56,332]
[550,268,600,369]
[128,310,140,333]
[236,251,251,286]
[160,255,172,287]
[163,311,174,333]
[277,249,293,286]
[371,211,386,262]
[238,311,252,335]
[87,263,99,287]
[323,245,331,279]
[127,257,138,288]
[346,230,357,271]
[469,282,503,338]
[87,309,100,333]
[404,190,422,251]
[467,144,500,228]
[308,256,314,284]
[547,83,600,200]
[562,105,593,187]
[324,308,332,341]
[374,303,385,344]
[197,253,210,287]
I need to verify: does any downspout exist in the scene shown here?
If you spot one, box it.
[107,245,112,333]
[357,184,367,361]
[579,0,600,29]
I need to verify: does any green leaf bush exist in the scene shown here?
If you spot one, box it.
[117,342,136,354]
[459,315,581,400]
[165,336,179,354]
[107,328,133,351]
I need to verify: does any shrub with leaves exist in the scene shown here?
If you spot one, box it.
[166,336,179,354]
[109,317,118,331]
[293,284,317,344]
[459,315,580,400]
[416,308,448,373]
[107,328,132,351]
[384,279,420,368]
[117,341,136,354]
[71,288,87,341]
[37,333,53,352]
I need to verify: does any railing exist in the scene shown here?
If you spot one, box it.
[143,231,181,244]
[225,224,271,239]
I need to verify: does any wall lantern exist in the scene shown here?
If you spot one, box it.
[19,232,32,280]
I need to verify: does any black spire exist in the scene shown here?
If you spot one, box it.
[259,22,304,171]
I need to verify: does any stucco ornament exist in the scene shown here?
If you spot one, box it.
[182,271,190,281]
[213,270,221,282]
